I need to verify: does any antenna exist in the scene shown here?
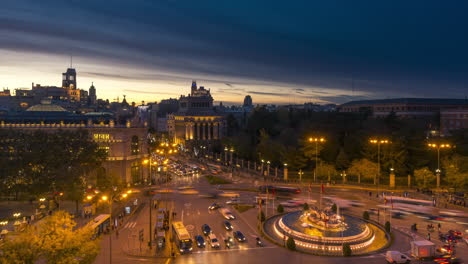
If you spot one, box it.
[70,55,73,68]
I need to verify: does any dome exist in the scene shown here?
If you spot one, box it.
[26,101,68,112]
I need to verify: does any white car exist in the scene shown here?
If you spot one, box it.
[386,251,410,264]
[208,234,220,248]
[220,208,235,220]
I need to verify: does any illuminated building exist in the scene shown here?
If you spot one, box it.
[168,81,225,145]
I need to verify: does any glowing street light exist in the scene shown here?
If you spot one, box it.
[369,138,390,197]
[308,137,326,182]
[428,142,453,189]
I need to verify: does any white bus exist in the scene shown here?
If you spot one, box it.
[172,221,193,254]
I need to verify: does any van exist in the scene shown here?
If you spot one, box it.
[386,251,411,264]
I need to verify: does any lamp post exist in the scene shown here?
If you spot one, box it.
[370,139,389,197]
[261,159,265,176]
[283,163,288,181]
[341,171,347,184]
[224,147,228,164]
[101,195,112,264]
[308,137,325,182]
[298,169,304,182]
[267,161,270,177]
[230,148,234,166]
[428,143,452,189]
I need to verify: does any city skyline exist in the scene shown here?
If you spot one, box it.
[1,1,468,105]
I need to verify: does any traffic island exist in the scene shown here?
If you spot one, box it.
[262,209,389,256]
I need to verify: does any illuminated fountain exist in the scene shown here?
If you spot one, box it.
[266,204,388,255]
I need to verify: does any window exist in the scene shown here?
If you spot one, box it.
[93,133,110,141]
[131,135,140,155]
[99,146,110,154]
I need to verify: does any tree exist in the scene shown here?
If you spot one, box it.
[363,211,370,220]
[331,203,337,213]
[316,162,338,181]
[348,159,378,183]
[442,155,468,191]
[286,237,296,251]
[385,221,391,233]
[303,203,309,211]
[277,204,284,213]
[413,167,436,188]
[0,211,100,264]
[335,147,350,170]
[343,243,352,256]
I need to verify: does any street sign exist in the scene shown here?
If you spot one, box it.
[139,229,144,242]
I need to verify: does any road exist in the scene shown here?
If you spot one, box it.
[93,158,468,264]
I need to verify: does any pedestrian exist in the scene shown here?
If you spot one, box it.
[427,233,431,241]
[438,223,441,232]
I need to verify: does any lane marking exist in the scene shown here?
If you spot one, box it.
[192,246,276,254]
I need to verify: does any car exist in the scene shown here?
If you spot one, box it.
[385,251,410,264]
[208,203,220,210]
[224,236,237,249]
[226,198,240,205]
[220,208,235,220]
[202,224,212,236]
[223,221,233,231]
[432,256,463,264]
[233,231,246,242]
[208,234,220,248]
[195,235,205,248]
[437,244,453,255]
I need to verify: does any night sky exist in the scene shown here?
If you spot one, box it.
[1,0,467,104]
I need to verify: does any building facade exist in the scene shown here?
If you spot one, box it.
[168,81,225,145]
[339,98,468,118]
[0,101,149,186]
[440,109,468,136]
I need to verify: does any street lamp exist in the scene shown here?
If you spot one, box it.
[428,143,453,189]
[283,163,288,181]
[298,169,304,182]
[230,148,234,166]
[224,147,228,164]
[369,138,389,197]
[267,161,270,177]
[308,137,326,182]
[261,159,265,176]
[341,171,347,184]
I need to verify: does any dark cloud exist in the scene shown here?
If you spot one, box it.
[1,0,468,103]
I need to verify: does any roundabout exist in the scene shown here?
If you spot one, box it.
[263,207,389,256]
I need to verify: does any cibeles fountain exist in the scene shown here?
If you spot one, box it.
[265,204,388,255]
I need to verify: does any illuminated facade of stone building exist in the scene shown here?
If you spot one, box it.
[168,81,225,145]
[0,101,149,186]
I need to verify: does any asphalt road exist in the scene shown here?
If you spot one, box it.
[93,158,468,264]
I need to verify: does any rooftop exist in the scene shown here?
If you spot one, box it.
[341,98,468,106]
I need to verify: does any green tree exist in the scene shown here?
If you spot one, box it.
[0,211,99,264]
[442,155,468,191]
[343,243,352,256]
[277,204,284,213]
[363,211,370,220]
[348,159,378,183]
[335,147,350,170]
[331,203,337,213]
[385,221,391,233]
[413,167,436,188]
[316,162,338,181]
[286,237,296,251]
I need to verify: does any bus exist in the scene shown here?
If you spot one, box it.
[172,221,193,254]
[258,185,301,195]
[86,214,110,239]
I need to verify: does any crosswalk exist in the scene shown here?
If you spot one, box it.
[122,221,137,229]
